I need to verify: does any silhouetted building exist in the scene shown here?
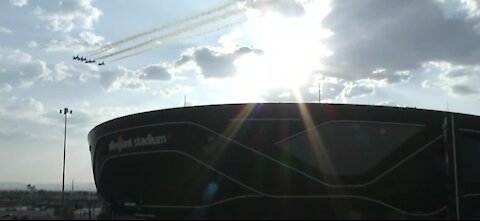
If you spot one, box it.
[88,103,480,219]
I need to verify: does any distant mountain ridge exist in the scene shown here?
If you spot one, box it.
[0,182,96,191]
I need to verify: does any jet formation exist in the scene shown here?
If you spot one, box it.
[72,55,105,66]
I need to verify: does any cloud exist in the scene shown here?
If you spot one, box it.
[70,62,100,82]
[27,41,38,48]
[98,63,176,92]
[370,69,412,84]
[0,96,109,183]
[261,75,380,103]
[45,35,94,53]
[193,48,239,78]
[79,31,104,46]
[317,76,346,101]
[261,87,295,102]
[3,97,44,118]
[141,64,172,81]
[9,0,27,7]
[0,83,13,93]
[175,46,263,79]
[157,85,186,97]
[240,0,306,17]
[376,101,400,107]
[0,48,96,87]
[0,96,58,152]
[99,66,145,92]
[0,97,143,185]
[42,62,73,82]
[0,96,60,138]
[57,106,147,136]
[33,0,102,32]
[58,109,97,133]
[444,68,472,78]
[342,83,375,99]
[161,86,182,97]
[451,84,479,95]
[0,27,13,34]
[41,105,140,136]
[436,0,480,20]
[1,48,51,88]
[320,0,480,82]
[262,75,332,103]
[422,61,480,97]
[45,32,104,52]
[45,61,100,83]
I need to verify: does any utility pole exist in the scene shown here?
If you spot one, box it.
[318,80,321,103]
[59,108,72,213]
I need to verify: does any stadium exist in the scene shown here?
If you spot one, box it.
[88,103,480,219]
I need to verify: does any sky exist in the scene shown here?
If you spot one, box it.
[1,0,479,185]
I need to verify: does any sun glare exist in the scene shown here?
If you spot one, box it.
[235,7,331,96]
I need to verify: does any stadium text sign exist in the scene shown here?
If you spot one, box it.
[109,134,167,152]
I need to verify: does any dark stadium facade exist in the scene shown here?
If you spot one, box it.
[88,103,480,219]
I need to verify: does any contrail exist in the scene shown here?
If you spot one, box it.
[177,19,246,41]
[99,0,304,61]
[109,48,155,62]
[96,9,244,60]
[109,19,246,62]
[92,0,238,55]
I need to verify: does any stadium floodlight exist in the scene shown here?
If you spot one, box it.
[59,108,73,213]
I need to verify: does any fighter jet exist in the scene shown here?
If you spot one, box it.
[80,57,86,61]
[98,61,105,66]
[72,55,79,60]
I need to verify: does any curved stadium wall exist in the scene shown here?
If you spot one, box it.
[88,103,480,219]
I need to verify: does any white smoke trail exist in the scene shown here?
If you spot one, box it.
[109,19,246,62]
[92,1,238,56]
[99,0,309,61]
[96,8,244,60]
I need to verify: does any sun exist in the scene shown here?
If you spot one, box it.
[234,7,332,96]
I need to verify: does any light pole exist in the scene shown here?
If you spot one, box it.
[59,108,72,212]
[318,80,321,103]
